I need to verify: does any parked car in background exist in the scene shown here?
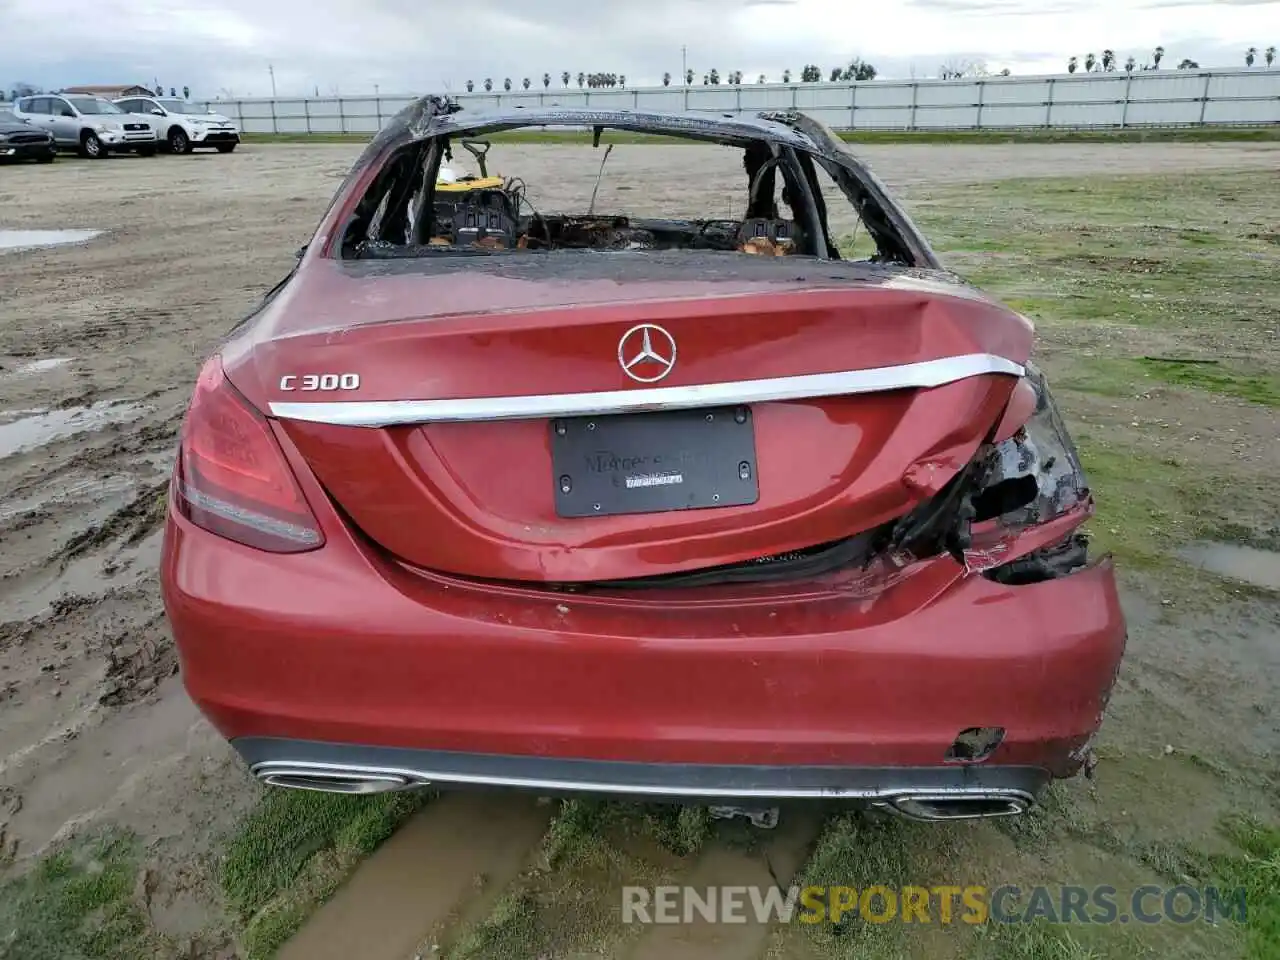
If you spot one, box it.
[113,96,240,154]
[0,105,57,163]
[12,95,158,158]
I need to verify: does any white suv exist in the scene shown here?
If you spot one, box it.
[113,96,241,155]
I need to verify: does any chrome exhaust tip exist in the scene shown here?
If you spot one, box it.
[253,762,425,795]
[882,791,1031,821]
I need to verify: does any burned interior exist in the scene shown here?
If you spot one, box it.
[336,99,930,266]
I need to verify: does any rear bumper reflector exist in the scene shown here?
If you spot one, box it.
[268,353,1025,426]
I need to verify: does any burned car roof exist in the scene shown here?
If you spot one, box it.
[362,95,847,161]
[334,95,940,271]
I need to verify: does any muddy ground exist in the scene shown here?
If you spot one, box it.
[1,141,1278,959]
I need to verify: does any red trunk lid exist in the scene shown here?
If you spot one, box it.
[225,264,1032,582]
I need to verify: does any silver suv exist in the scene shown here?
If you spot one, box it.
[12,94,159,159]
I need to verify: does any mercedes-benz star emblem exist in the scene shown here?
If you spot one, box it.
[617,324,677,383]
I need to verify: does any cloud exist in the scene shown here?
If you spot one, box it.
[0,0,1274,97]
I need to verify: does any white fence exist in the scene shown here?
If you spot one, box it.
[204,69,1280,135]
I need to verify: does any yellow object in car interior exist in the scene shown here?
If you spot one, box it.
[436,176,506,192]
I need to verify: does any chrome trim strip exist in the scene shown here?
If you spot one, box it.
[268,353,1025,426]
[250,759,1036,804]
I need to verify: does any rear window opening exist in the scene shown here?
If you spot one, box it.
[337,118,917,266]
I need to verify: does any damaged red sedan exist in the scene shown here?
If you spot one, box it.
[160,99,1126,821]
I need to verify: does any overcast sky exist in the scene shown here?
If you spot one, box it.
[2,0,1277,98]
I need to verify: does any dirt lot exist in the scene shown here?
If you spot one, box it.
[1,141,1278,960]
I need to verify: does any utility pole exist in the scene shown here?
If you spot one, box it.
[268,63,277,97]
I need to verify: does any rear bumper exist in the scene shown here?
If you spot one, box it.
[235,737,1050,818]
[162,491,1128,783]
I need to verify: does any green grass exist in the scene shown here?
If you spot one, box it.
[241,126,1280,146]
[1053,356,1280,408]
[1212,817,1280,960]
[1073,436,1216,569]
[0,830,164,960]
[911,169,1280,580]
[447,799,687,959]
[1132,359,1280,407]
[767,811,1166,960]
[967,919,1117,960]
[774,813,965,958]
[219,787,430,959]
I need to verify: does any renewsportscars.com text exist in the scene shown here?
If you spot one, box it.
[621,884,1249,926]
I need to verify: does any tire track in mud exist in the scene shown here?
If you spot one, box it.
[276,793,554,960]
[623,809,824,960]
[269,797,825,960]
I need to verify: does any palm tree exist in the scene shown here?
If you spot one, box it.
[1085,52,1097,72]
[522,77,531,90]
[1102,50,1115,71]
[663,71,671,86]
[686,68,694,85]
[830,67,842,81]
[1153,46,1165,68]
[709,68,720,85]
[503,78,512,91]
[577,71,585,88]
[1125,56,1136,72]
[466,79,475,92]
[758,74,766,83]
[845,59,877,81]
[484,78,493,92]
[782,68,792,83]
[1068,56,1078,74]
[1267,47,1277,67]
[1177,58,1200,69]
[619,74,626,87]
[1245,47,1257,67]
[543,73,551,88]
[562,71,570,87]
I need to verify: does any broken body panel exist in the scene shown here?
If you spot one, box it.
[162,102,1126,814]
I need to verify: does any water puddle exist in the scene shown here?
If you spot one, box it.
[0,408,47,425]
[1181,541,1280,592]
[1,357,74,380]
[277,794,552,960]
[0,401,148,459]
[0,229,102,254]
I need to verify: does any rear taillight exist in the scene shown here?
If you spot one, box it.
[175,357,324,553]
[972,363,1089,526]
